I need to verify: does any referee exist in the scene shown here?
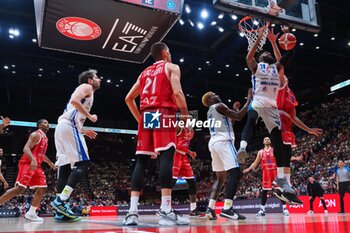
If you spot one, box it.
[336,159,350,213]
[307,176,327,214]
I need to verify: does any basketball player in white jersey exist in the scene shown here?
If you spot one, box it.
[246,28,297,203]
[201,89,252,220]
[51,69,100,221]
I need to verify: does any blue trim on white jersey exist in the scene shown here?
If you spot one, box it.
[228,140,239,168]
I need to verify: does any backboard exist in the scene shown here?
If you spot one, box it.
[213,0,320,32]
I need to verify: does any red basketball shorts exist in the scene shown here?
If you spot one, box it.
[15,162,47,189]
[262,169,277,190]
[172,152,194,179]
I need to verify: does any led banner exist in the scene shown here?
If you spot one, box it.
[34,0,183,63]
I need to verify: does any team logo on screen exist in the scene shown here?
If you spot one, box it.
[56,17,101,41]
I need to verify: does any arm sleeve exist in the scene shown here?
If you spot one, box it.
[280,49,296,68]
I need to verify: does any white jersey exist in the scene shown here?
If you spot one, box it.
[252,62,279,102]
[58,89,94,130]
[207,103,235,145]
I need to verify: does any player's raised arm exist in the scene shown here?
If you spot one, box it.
[125,75,141,123]
[267,28,281,61]
[216,89,252,121]
[168,63,189,118]
[290,109,323,136]
[246,28,265,73]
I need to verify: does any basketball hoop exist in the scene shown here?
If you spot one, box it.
[238,16,270,52]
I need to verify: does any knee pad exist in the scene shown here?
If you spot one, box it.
[67,161,90,188]
[131,155,151,191]
[186,178,197,195]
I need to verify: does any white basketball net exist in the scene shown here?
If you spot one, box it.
[239,17,270,52]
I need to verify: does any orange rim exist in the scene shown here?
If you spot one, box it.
[238,16,270,33]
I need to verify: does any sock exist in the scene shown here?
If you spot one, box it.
[260,205,266,211]
[190,202,197,211]
[161,196,172,213]
[129,196,139,212]
[208,199,216,209]
[59,185,73,201]
[240,141,248,150]
[277,167,284,178]
[223,199,233,210]
[282,205,287,211]
[285,174,291,186]
[28,206,37,215]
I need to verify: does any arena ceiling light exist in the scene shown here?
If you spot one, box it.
[179,18,185,25]
[218,27,224,32]
[120,79,124,82]
[206,61,210,64]
[236,73,239,77]
[231,14,238,20]
[38,74,42,77]
[179,58,184,63]
[197,22,204,30]
[292,28,296,32]
[315,46,320,49]
[330,78,350,91]
[331,37,335,41]
[314,33,318,37]
[217,70,221,74]
[11,65,15,68]
[39,68,43,71]
[299,42,304,46]
[3,65,9,70]
[9,35,14,39]
[12,71,16,74]
[239,32,245,37]
[226,64,230,67]
[185,4,191,14]
[271,23,276,27]
[9,28,20,37]
[198,67,202,70]
[244,68,248,71]
[210,21,217,26]
[115,84,119,87]
[107,79,111,83]
[348,42,350,46]
[188,19,194,27]
[201,9,209,19]
[218,13,224,19]
[228,99,232,102]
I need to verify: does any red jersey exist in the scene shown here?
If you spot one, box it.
[139,61,177,112]
[176,128,191,154]
[277,83,298,133]
[20,130,48,165]
[259,147,277,171]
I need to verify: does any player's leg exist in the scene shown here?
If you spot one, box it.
[238,108,259,163]
[218,140,245,220]
[25,187,46,221]
[205,171,226,220]
[186,178,201,216]
[281,199,289,216]
[0,185,25,205]
[123,154,151,225]
[257,189,268,216]
[0,162,30,205]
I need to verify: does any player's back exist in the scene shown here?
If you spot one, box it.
[20,129,48,165]
[139,61,177,112]
[252,62,279,101]
[277,82,298,112]
[207,103,234,145]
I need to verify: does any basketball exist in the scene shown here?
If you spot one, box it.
[278,33,297,50]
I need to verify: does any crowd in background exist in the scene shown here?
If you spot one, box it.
[0,96,349,216]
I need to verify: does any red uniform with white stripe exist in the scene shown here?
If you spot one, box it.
[260,147,277,190]
[136,61,178,156]
[277,82,298,148]
[16,129,48,189]
[172,128,194,179]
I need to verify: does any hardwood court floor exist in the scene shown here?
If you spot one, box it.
[0,213,349,233]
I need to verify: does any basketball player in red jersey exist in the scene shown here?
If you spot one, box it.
[172,126,201,216]
[243,137,289,216]
[0,119,56,221]
[124,42,190,226]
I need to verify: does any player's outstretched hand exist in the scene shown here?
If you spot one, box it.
[83,130,98,139]
[0,116,11,127]
[188,151,197,159]
[267,28,280,43]
[308,128,323,137]
[243,168,250,174]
